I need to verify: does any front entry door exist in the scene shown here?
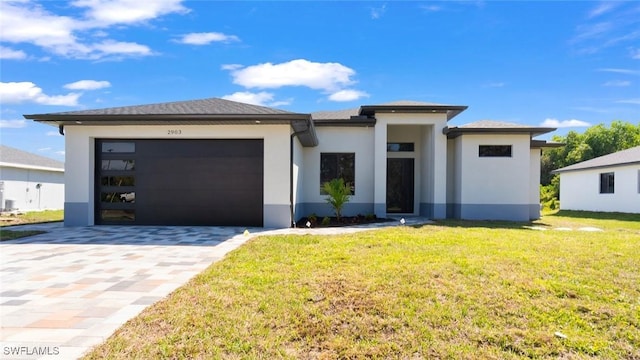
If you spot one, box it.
[386,158,414,213]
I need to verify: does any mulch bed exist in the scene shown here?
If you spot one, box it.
[295,214,393,228]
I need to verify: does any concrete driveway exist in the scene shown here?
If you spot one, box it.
[0,223,261,359]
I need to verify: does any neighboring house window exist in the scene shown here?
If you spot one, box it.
[320,153,355,194]
[599,172,614,194]
[479,145,512,157]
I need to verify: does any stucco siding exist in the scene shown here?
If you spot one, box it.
[559,164,640,213]
[64,124,293,227]
[529,148,541,219]
[301,126,374,218]
[0,166,64,211]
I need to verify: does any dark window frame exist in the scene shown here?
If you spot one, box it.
[387,143,415,152]
[320,152,355,195]
[599,172,614,194]
[479,145,512,157]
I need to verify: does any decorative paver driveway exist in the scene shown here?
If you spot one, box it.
[0,218,427,359]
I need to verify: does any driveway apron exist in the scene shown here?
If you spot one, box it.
[0,224,258,359]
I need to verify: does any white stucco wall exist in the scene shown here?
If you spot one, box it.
[374,113,449,218]
[457,134,531,205]
[529,148,542,219]
[559,164,640,213]
[300,126,375,217]
[64,124,292,227]
[0,166,64,211]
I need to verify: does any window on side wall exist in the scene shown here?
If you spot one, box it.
[479,145,512,157]
[599,172,614,194]
[320,153,355,194]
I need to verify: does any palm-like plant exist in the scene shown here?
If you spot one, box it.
[322,178,352,221]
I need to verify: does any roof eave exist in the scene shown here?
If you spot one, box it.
[359,105,468,121]
[552,160,640,174]
[443,127,556,139]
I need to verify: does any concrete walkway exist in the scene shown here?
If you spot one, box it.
[0,218,430,359]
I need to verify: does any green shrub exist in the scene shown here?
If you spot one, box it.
[322,178,352,221]
[321,217,331,226]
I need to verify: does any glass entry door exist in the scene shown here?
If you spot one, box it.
[386,158,414,213]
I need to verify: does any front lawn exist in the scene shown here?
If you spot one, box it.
[84,213,640,359]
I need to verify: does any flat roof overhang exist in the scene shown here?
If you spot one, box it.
[443,126,556,138]
[24,113,319,147]
[359,105,468,121]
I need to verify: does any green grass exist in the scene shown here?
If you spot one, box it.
[0,210,64,227]
[84,213,640,359]
[0,210,63,240]
[0,229,47,241]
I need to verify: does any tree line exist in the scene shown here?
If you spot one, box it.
[540,120,640,209]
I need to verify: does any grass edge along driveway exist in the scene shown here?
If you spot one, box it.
[85,212,639,359]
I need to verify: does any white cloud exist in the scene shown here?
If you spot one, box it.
[177,32,240,45]
[222,91,275,106]
[46,131,62,136]
[0,82,81,106]
[64,80,111,90]
[602,80,631,87]
[597,68,640,75]
[71,0,189,27]
[38,147,52,151]
[91,40,152,57]
[420,5,442,12]
[0,46,27,60]
[227,59,357,92]
[540,118,591,128]
[328,89,370,102]
[0,1,186,60]
[221,64,243,71]
[631,48,640,59]
[587,2,618,19]
[370,4,387,19]
[0,119,27,128]
[616,98,640,105]
[484,82,505,88]
[55,150,66,156]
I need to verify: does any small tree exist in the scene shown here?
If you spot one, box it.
[322,178,351,221]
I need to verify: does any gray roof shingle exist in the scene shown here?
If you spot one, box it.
[0,145,64,170]
[31,97,295,116]
[553,146,640,173]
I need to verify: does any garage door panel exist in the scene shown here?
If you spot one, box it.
[97,139,264,226]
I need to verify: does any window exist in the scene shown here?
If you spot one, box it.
[320,153,355,194]
[479,145,512,157]
[600,172,614,194]
[387,143,415,152]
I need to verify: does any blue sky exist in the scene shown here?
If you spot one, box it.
[1,1,638,162]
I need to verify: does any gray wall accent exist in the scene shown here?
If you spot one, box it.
[64,202,89,226]
[456,204,531,221]
[374,203,386,219]
[264,204,291,228]
[298,202,375,219]
[529,204,541,220]
[420,203,447,219]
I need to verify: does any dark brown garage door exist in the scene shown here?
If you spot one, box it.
[96,139,263,226]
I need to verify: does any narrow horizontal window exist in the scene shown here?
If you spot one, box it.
[101,160,135,171]
[599,172,614,194]
[102,142,135,153]
[101,192,136,203]
[100,176,135,187]
[100,209,135,222]
[479,145,512,157]
[387,143,415,152]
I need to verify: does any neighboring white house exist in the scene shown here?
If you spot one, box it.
[553,146,640,214]
[24,98,556,227]
[0,145,65,212]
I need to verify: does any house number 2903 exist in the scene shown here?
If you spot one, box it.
[168,129,182,135]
